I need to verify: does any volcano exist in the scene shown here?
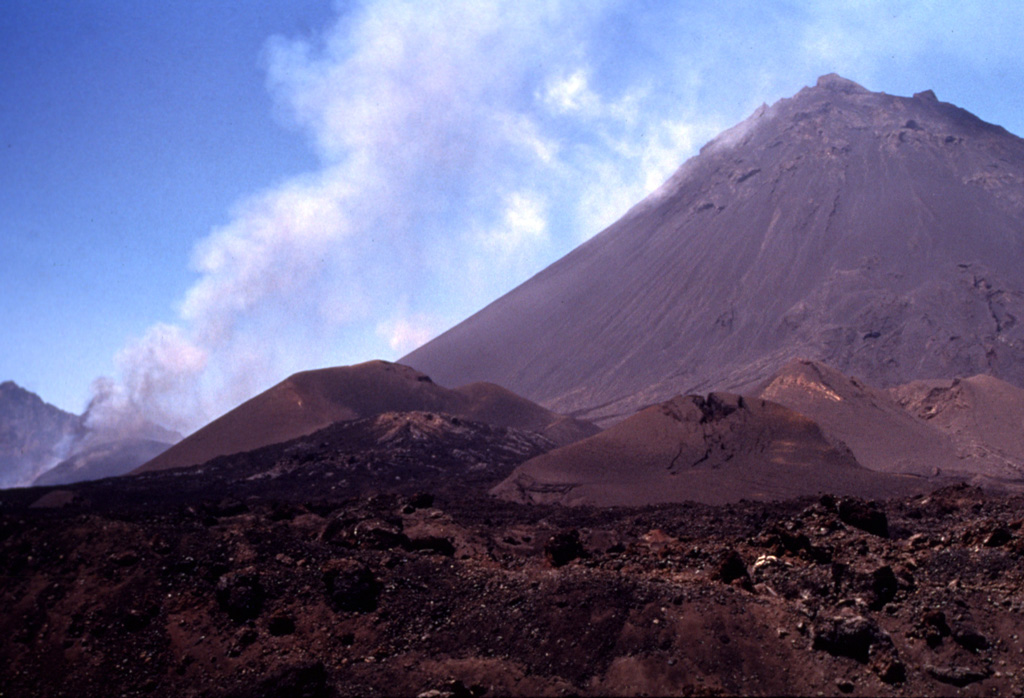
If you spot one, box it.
[403,75,1024,425]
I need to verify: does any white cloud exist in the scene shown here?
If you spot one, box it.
[481,191,548,254]
[93,1,619,432]
[543,70,599,114]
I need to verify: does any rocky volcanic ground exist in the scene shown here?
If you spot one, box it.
[3,415,1024,697]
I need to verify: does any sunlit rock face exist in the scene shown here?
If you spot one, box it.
[404,75,1024,425]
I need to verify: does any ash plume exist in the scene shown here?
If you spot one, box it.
[85,0,727,436]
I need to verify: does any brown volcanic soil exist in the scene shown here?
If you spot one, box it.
[493,392,939,507]
[403,75,1024,425]
[759,362,1024,485]
[138,361,597,474]
[4,435,1024,697]
[892,375,1024,482]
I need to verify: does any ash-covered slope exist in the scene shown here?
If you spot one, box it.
[757,360,1024,483]
[0,381,84,488]
[137,361,598,473]
[403,75,1024,424]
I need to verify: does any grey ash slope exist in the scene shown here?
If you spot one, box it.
[403,75,1024,425]
[891,374,1024,482]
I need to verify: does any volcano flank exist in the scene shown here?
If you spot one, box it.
[403,74,1024,425]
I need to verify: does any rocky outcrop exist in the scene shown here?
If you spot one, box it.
[3,471,1024,697]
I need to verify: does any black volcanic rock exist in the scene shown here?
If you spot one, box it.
[0,381,83,487]
[403,75,1024,425]
[6,459,1024,696]
[110,411,561,511]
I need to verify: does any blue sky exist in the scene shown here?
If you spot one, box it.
[3,0,1024,433]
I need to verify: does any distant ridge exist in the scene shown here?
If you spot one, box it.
[34,439,172,487]
[0,381,83,487]
[891,374,1024,481]
[756,359,1024,482]
[403,75,1024,425]
[755,359,961,477]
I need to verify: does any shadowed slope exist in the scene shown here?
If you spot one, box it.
[492,392,932,506]
[137,361,597,473]
[404,75,1024,424]
[34,439,172,486]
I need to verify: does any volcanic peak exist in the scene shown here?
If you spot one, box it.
[815,73,869,93]
[402,75,1024,425]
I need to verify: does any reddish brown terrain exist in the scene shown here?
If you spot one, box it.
[891,375,1024,481]
[758,361,1024,484]
[756,360,961,477]
[3,434,1024,697]
[492,391,934,507]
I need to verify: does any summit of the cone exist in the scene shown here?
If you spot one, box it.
[814,73,869,93]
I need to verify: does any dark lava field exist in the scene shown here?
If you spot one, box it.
[3,422,1024,697]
